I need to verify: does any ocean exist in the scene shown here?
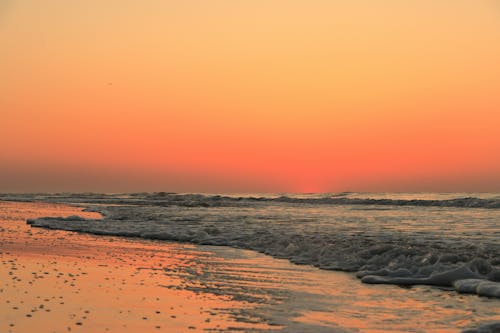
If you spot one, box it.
[1,192,499,332]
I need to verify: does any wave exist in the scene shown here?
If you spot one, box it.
[2,192,500,208]
[272,196,500,209]
[26,201,500,300]
[143,193,500,209]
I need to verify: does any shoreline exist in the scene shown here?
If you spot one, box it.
[1,199,499,333]
[0,201,276,332]
[20,193,500,300]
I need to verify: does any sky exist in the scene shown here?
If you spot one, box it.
[1,0,499,193]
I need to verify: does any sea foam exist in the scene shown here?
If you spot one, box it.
[23,193,500,300]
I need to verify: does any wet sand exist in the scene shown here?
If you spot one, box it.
[0,201,274,332]
[1,201,499,332]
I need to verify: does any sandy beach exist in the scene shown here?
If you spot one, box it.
[2,199,499,333]
[0,201,276,332]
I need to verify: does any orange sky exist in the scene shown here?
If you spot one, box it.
[1,0,500,193]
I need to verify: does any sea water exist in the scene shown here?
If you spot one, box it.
[1,192,499,332]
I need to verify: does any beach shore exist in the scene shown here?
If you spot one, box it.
[1,199,499,333]
[0,201,274,332]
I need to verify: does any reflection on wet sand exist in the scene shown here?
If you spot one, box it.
[1,201,499,332]
[0,201,275,332]
[185,246,500,332]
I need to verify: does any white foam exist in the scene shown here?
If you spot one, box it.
[23,193,500,301]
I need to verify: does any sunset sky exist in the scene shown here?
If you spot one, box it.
[1,0,499,193]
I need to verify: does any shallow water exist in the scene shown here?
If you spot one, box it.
[1,198,500,332]
[22,193,500,298]
[191,246,500,332]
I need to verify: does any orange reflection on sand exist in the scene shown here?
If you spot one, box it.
[0,201,276,333]
[294,284,500,333]
[297,307,459,333]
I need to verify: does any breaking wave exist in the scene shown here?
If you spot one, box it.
[2,192,500,208]
[24,192,500,301]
